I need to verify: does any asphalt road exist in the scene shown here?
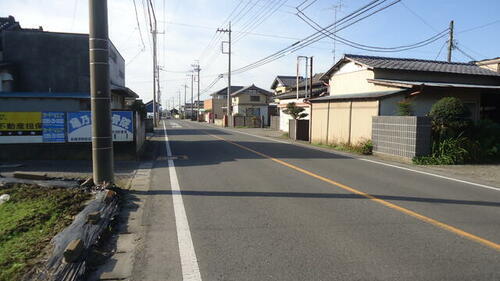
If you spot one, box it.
[131,119,500,281]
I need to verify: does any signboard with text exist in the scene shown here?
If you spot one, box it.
[42,112,66,143]
[0,112,43,143]
[67,111,133,142]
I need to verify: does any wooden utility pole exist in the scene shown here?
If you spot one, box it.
[89,0,114,184]
[447,20,454,62]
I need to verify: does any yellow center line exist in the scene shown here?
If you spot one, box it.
[206,132,500,252]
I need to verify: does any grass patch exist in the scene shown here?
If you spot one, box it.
[0,184,91,281]
[312,140,373,155]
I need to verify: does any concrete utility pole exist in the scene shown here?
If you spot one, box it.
[89,0,114,184]
[191,62,201,120]
[190,73,194,120]
[183,83,188,117]
[447,20,454,62]
[145,0,158,126]
[297,56,308,99]
[178,89,181,114]
[331,1,343,64]
[309,57,313,99]
[217,21,232,125]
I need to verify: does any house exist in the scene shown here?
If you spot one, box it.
[270,75,302,95]
[182,100,204,118]
[204,86,243,119]
[231,84,272,125]
[0,16,138,111]
[273,73,327,132]
[475,57,500,73]
[145,100,162,118]
[310,54,500,145]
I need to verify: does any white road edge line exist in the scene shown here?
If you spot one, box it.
[163,121,202,281]
[185,120,500,192]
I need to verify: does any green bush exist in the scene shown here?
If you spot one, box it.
[396,100,412,116]
[429,97,471,139]
[283,102,308,120]
[413,135,470,165]
[360,140,373,155]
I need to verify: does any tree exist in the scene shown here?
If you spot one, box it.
[396,100,412,116]
[283,102,308,120]
[429,97,471,138]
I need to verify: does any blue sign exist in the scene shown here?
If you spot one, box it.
[42,112,66,143]
[67,111,133,142]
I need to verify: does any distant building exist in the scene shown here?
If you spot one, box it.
[270,75,303,95]
[145,100,162,118]
[204,86,243,119]
[231,84,272,125]
[475,57,500,73]
[0,16,138,111]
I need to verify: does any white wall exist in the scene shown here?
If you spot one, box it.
[278,98,310,132]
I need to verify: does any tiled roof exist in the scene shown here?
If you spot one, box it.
[232,84,273,96]
[274,87,327,100]
[210,86,244,96]
[346,54,500,77]
[310,90,408,102]
[271,75,303,89]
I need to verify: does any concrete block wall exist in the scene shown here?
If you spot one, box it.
[372,116,431,159]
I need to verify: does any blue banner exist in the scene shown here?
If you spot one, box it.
[67,111,133,142]
[42,112,66,143]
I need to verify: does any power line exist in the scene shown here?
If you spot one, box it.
[458,18,500,34]
[230,0,400,75]
[296,10,449,52]
[233,0,291,43]
[399,1,438,32]
[132,0,146,50]
[434,40,447,60]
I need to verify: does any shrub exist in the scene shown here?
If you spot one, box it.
[396,100,412,116]
[360,140,373,155]
[283,102,308,120]
[413,134,471,165]
[429,97,471,138]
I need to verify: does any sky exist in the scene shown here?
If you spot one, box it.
[1,0,500,108]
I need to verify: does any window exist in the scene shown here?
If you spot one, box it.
[250,96,260,102]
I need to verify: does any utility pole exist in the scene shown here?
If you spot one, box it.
[447,20,454,62]
[297,56,308,99]
[89,0,114,184]
[191,62,201,120]
[190,73,194,120]
[331,1,343,63]
[178,89,181,116]
[309,57,313,99]
[183,83,188,118]
[296,57,300,99]
[145,0,158,126]
[217,21,232,126]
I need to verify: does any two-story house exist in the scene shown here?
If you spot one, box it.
[204,86,243,119]
[231,84,272,125]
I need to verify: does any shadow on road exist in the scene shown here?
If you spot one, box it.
[128,189,500,208]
